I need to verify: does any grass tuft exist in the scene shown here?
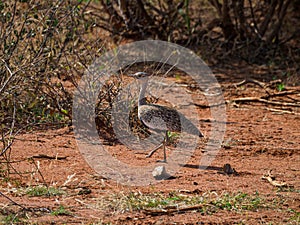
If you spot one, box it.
[26,185,65,197]
[95,191,269,214]
[51,205,72,216]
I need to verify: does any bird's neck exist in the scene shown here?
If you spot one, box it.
[138,78,148,106]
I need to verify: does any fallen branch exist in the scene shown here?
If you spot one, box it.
[29,154,67,160]
[234,78,283,89]
[0,191,26,210]
[143,203,212,215]
[233,78,285,96]
[267,90,300,98]
[234,78,268,89]
[265,107,300,115]
[231,79,300,107]
[227,97,300,107]
[261,170,290,188]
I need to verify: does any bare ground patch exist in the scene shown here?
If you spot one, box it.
[1,75,299,224]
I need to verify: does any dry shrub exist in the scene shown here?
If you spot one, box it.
[0,0,299,177]
[95,0,201,42]
[97,0,300,73]
[0,0,109,175]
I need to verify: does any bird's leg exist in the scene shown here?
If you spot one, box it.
[146,131,168,163]
[160,141,167,163]
[156,131,168,163]
[146,143,163,158]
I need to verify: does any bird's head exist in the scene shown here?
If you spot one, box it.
[129,72,150,79]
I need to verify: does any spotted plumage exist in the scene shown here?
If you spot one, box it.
[130,72,203,162]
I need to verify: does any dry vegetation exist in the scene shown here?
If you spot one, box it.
[0,0,299,224]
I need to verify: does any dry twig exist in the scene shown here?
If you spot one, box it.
[228,80,300,108]
[0,192,26,210]
[143,203,212,215]
[227,97,300,107]
[265,107,300,115]
[29,154,67,160]
[261,170,290,188]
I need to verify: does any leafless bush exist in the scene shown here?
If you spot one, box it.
[95,0,297,43]
[97,0,299,67]
[94,0,201,42]
[0,0,109,175]
[206,0,300,63]
[0,0,299,178]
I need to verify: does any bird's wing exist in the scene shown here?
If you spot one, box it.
[138,104,203,137]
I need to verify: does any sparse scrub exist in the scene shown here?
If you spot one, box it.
[96,191,270,213]
[1,0,299,172]
[97,0,198,42]
[89,191,297,223]
[99,0,297,46]
[212,192,262,211]
[288,209,300,223]
[0,0,110,176]
[26,185,65,197]
[2,213,20,224]
[98,0,299,76]
[51,205,71,216]
[0,1,298,224]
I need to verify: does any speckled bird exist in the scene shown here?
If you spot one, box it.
[130,72,203,162]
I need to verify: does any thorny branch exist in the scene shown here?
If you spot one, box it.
[0,192,26,210]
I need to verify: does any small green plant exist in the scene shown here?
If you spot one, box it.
[288,209,300,223]
[167,131,179,144]
[213,192,262,211]
[26,186,65,197]
[3,213,20,224]
[99,191,268,214]
[277,83,285,91]
[51,205,71,216]
[175,73,181,80]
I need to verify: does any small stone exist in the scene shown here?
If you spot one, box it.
[152,166,170,180]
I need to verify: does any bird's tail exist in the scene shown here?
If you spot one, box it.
[180,115,204,138]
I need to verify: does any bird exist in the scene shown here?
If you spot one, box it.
[129,72,204,163]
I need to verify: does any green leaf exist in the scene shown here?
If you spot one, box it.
[277,83,285,91]
[61,109,68,115]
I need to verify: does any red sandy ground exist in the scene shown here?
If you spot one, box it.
[0,71,299,224]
